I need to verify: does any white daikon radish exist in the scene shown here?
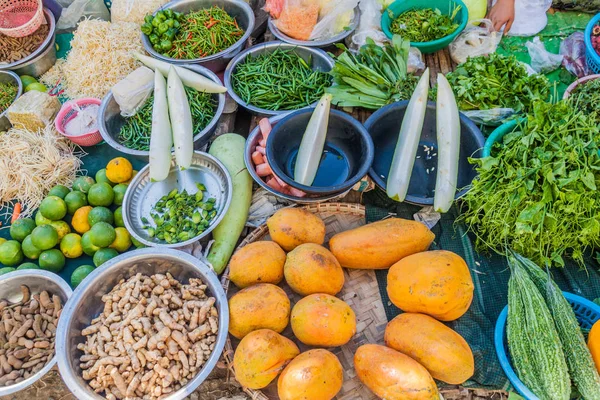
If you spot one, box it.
[149,70,173,182]
[167,67,194,170]
[294,94,333,186]
[434,73,461,213]
[134,52,227,93]
[387,68,430,202]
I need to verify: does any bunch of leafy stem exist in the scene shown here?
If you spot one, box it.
[570,78,600,124]
[458,100,600,269]
[440,53,550,113]
[389,6,461,42]
[326,35,418,109]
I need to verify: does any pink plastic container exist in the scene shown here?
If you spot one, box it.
[563,74,600,99]
[55,97,103,146]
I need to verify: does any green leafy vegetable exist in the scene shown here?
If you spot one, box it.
[326,35,418,109]
[440,53,549,114]
[0,82,18,115]
[570,78,600,124]
[459,101,600,268]
[389,6,461,42]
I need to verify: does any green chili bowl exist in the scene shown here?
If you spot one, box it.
[381,0,469,54]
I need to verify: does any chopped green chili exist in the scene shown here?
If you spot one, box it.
[389,6,461,42]
[117,87,216,151]
[165,6,245,59]
[231,48,331,111]
[143,184,218,244]
[0,82,18,115]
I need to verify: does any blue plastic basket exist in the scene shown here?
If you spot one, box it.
[495,292,600,400]
[584,13,600,74]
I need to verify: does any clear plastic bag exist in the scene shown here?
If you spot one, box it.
[525,36,564,74]
[350,0,387,49]
[111,67,154,117]
[560,32,589,78]
[57,0,110,32]
[309,0,359,41]
[449,19,501,64]
[408,47,425,73]
[463,108,515,126]
[271,0,320,41]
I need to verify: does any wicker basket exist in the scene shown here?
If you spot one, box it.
[221,203,391,400]
[0,0,44,38]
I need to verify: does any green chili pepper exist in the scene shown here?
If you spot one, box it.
[173,20,181,29]
[144,15,153,24]
[141,23,153,35]
[166,19,174,28]
[160,40,173,51]
[158,22,168,34]
[164,9,174,19]
[149,34,159,44]
[151,17,161,27]
[165,28,177,41]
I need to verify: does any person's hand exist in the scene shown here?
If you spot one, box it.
[487,0,515,34]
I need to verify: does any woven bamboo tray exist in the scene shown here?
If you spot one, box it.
[221,203,389,400]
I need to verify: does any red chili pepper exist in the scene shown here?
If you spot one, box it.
[205,21,217,29]
[11,203,21,223]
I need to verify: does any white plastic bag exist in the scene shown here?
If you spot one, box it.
[309,0,359,41]
[449,19,501,64]
[111,67,154,117]
[525,36,564,74]
[507,0,552,37]
[408,47,425,74]
[350,0,387,49]
[57,0,110,32]
[462,108,516,126]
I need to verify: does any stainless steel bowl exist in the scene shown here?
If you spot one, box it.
[0,8,57,77]
[224,41,334,116]
[56,248,229,400]
[268,6,361,48]
[0,71,23,131]
[98,65,226,161]
[245,114,350,203]
[0,270,72,397]
[123,151,233,248]
[141,0,255,72]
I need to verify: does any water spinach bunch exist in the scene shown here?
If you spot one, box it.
[326,35,418,109]
[390,6,461,42]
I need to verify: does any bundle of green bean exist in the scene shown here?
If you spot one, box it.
[0,82,18,114]
[142,184,217,244]
[117,87,216,151]
[231,48,331,111]
[165,6,245,59]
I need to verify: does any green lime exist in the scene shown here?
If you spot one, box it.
[71,265,95,287]
[65,190,88,215]
[17,262,39,270]
[25,82,46,93]
[88,183,114,207]
[109,227,132,253]
[49,221,70,241]
[39,196,67,221]
[95,169,116,187]
[114,207,124,228]
[88,207,114,226]
[0,267,15,275]
[35,211,52,226]
[112,184,128,206]
[60,233,83,258]
[39,249,65,272]
[30,225,59,250]
[20,75,37,87]
[0,241,23,267]
[88,222,116,248]
[93,248,118,267]
[48,185,70,199]
[131,236,145,248]
[9,218,36,242]
[72,176,95,193]
[21,235,41,260]
[81,231,100,256]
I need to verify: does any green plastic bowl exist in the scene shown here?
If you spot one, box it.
[483,119,522,157]
[381,0,469,54]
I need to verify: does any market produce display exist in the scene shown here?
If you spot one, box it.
[570,76,600,122]
[231,48,330,111]
[144,7,245,59]
[0,24,49,64]
[0,82,17,115]
[327,36,417,109]
[78,272,219,399]
[0,286,62,387]
[460,101,600,267]
[441,53,550,117]
[390,6,462,42]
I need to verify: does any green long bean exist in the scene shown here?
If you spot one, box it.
[231,48,331,111]
[117,87,216,151]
